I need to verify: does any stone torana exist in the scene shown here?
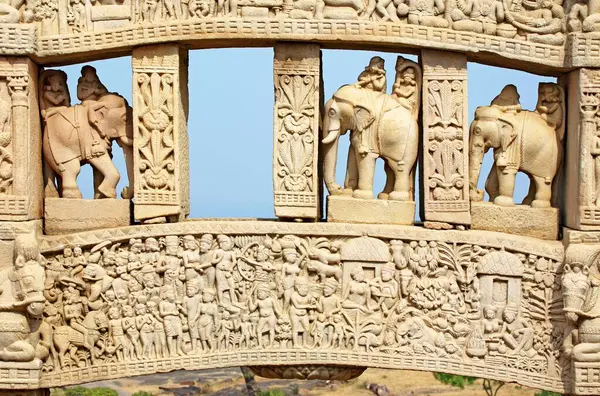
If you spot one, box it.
[2,0,600,394]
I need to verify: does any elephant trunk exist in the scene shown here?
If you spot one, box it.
[469,127,485,202]
[322,100,343,195]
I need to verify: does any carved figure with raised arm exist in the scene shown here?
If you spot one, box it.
[321,56,420,201]
[468,83,564,208]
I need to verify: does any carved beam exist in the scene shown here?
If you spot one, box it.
[0,58,42,221]
[132,44,190,223]
[562,68,600,230]
[273,43,322,220]
[420,50,470,227]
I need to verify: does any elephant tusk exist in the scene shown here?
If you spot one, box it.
[322,129,340,145]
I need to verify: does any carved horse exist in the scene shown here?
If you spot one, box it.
[53,310,108,369]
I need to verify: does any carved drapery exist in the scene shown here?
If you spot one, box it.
[132,45,189,222]
[273,43,322,220]
[563,68,600,230]
[420,51,470,226]
[0,59,41,221]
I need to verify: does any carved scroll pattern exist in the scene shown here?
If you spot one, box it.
[273,45,321,219]
[39,233,568,393]
[421,54,470,225]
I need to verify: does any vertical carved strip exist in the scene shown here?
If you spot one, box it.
[273,43,322,220]
[563,68,600,230]
[420,50,470,226]
[132,45,189,222]
[0,58,41,221]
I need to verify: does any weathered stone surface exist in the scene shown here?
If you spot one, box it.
[326,196,414,225]
[44,198,130,234]
[471,202,559,240]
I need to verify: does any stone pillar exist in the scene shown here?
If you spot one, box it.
[0,57,42,221]
[273,43,322,220]
[563,68,600,230]
[132,44,189,222]
[420,50,470,227]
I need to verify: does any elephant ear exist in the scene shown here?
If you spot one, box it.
[354,105,375,132]
[499,122,516,153]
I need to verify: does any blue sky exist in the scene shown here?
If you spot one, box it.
[58,49,554,219]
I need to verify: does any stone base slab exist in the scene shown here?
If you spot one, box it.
[44,198,131,235]
[326,195,414,225]
[0,360,41,389]
[471,202,558,240]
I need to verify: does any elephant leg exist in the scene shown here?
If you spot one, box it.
[522,174,536,206]
[93,167,103,199]
[88,154,120,199]
[60,160,83,199]
[485,163,499,202]
[119,142,135,199]
[531,175,552,208]
[378,161,394,200]
[388,159,411,201]
[493,167,516,207]
[353,153,377,199]
[344,143,358,196]
[43,160,60,198]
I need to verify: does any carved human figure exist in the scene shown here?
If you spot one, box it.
[318,278,342,343]
[498,303,535,356]
[568,0,600,32]
[147,300,166,358]
[369,264,399,311]
[135,302,155,359]
[0,0,27,23]
[396,0,449,27]
[503,0,565,44]
[107,307,131,361]
[249,284,280,348]
[469,83,564,207]
[280,237,302,311]
[159,288,184,357]
[449,0,505,35]
[198,289,218,351]
[290,277,316,347]
[342,267,376,313]
[67,0,87,33]
[217,311,235,350]
[122,304,142,359]
[322,56,420,201]
[182,276,202,352]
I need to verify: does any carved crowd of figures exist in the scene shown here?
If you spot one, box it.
[39,66,134,200]
[37,233,566,380]
[2,0,600,42]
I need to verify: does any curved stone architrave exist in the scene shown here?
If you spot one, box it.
[37,220,564,260]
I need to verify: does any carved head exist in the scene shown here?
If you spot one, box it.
[351,266,365,282]
[202,289,215,303]
[145,238,159,252]
[183,235,198,250]
[483,305,497,319]
[199,234,213,253]
[108,307,120,319]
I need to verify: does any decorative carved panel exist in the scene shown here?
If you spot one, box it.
[420,50,470,226]
[132,45,189,222]
[273,43,322,220]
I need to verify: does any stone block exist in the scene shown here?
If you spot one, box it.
[0,360,41,389]
[44,198,130,235]
[326,195,414,225]
[471,202,558,240]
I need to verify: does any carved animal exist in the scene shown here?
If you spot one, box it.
[53,311,108,368]
[322,84,419,201]
[468,87,564,208]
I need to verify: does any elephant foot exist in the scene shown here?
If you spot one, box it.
[342,188,354,196]
[493,195,515,207]
[377,192,389,200]
[326,183,343,196]
[353,189,374,200]
[62,188,83,199]
[531,199,551,208]
[121,186,134,200]
[389,191,410,201]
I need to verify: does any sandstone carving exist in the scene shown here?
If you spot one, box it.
[469,83,564,208]
[40,66,133,200]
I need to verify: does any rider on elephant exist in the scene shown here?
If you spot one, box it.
[354,57,387,156]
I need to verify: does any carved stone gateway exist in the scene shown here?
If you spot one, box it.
[4,0,600,393]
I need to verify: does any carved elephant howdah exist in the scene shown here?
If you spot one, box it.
[468,83,564,208]
[40,66,134,200]
[321,56,420,201]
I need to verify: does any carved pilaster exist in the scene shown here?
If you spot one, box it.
[420,50,470,226]
[562,68,600,230]
[0,58,42,221]
[273,43,322,220]
[132,44,189,222]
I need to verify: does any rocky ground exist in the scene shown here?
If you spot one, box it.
[67,368,546,396]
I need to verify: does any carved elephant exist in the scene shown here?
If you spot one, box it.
[321,85,419,201]
[468,105,562,208]
[42,95,134,199]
